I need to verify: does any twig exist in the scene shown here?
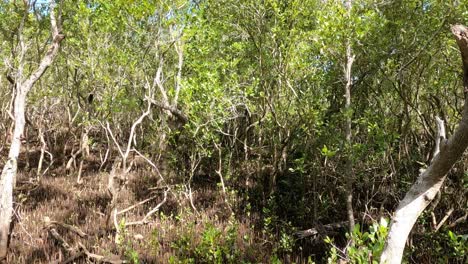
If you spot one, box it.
[47,221,87,238]
[124,188,168,226]
[448,212,467,228]
[78,242,123,264]
[435,208,454,232]
[132,148,167,185]
[104,121,124,159]
[431,212,437,230]
[59,251,84,264]
[117,195,159,215]
[12,207,34,246]
[47,228,72,252]
[146,97,188,123]
[296,221,349,239]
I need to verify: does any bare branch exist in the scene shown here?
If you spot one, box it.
[117,195,160,215]
[434,208,454,232]
[124,188,169,226]
[146,97,188,123]
[21,0,65,93]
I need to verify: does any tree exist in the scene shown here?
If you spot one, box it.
[343,0,356,233]
[380,24,468,264]
[0,0,64,259]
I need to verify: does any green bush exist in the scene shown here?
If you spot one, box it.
[169,220,241,263]
[325,218,388,264]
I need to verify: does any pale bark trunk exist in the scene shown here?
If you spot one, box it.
[173,38,184,107]
[0,159,16,259]
[0,1,63,259]
[380,24,468,264]
[36,127,45,179]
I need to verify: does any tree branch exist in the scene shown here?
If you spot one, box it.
[380,24,468,264]
[21,0,64,93]
[146,97,188,123]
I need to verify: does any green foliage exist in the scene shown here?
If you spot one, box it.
[326,218,389,264]
[263,197,297,256]
[193,223,232,263]
[0,0,467,263]
[446,230,467,257]
[167,217,242,264]
[409,229,468,262]
[125,248,140,264]
[115,219,140,264]
[320,145,337,158]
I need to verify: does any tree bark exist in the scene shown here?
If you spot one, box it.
[0,1,64,259]
[0,159,16,259]
[344,0,356,232]
[380,24,468,264]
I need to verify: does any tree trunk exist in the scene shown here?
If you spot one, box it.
[344,0,356,232]
[0,1,64,259]
[380,24,468,264]
[0,159,16,259]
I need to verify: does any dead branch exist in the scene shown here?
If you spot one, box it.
[117,195,160,215]
[124,188,169,227]
[132,148,167,185]
[296,221,349,239]
[448,212,467,228]
[58,251,85,264]
[47,227,73,252]
[146,97,188,123]
[49,240,123,264]
[434,208,454,232]
[46,221,87,238]
[65,148,82,173]
[46,218,122,264]
[78,242,123,264]
[104,122,125,163]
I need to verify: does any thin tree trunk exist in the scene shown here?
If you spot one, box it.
[37,127,46,179]
[0,1,64,259]
[380,24,468,264]
[0,159,16,259]
[344,0,356,232]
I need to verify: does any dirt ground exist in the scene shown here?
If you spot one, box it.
[5,157,263,264]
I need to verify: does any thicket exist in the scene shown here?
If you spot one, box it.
[0,0,466,263]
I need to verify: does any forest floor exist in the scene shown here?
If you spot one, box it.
[5,150,269,264]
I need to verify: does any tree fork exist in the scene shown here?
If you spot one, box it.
[380,24,468,264]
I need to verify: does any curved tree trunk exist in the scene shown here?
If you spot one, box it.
[380,24,468,264]
[0,1,64,259]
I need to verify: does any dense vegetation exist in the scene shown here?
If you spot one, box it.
[0,0,466,263]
